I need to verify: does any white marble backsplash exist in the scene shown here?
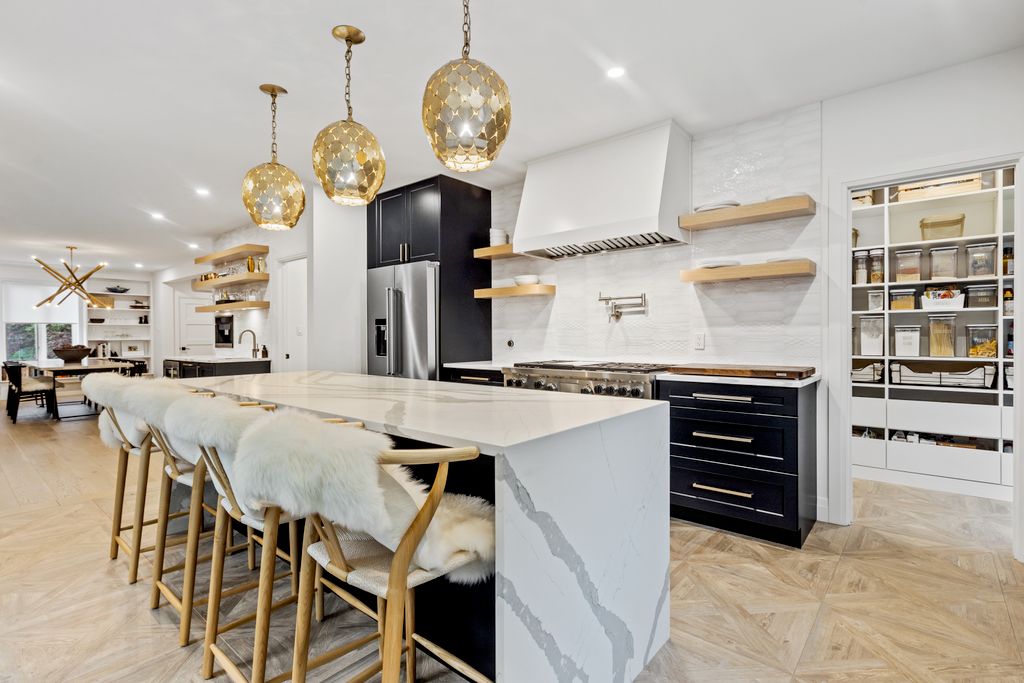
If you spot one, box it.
[491,102,822,368]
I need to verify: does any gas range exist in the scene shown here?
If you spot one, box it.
[502,360,671,399]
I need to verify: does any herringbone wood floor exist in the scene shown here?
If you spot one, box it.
[3,400,1024,682]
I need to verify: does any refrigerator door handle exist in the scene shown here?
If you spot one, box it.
[385,286,395,375]
[386,286,403,376]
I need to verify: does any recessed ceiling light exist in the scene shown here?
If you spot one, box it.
[187,243,199,249]
[194,188,210,197]
[149,211,165,220]
[134,263,144,268]
[606,66,626,79]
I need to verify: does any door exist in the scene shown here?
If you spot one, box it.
[280,257,309,372]
[366,266,396,376]
[376,189,407,267]
[176,294,214,355]
[394,261,439,380]
[407,179,440,261]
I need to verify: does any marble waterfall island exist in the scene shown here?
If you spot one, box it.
[176,370,669,682]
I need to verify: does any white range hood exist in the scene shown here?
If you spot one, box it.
[512,120,692,258]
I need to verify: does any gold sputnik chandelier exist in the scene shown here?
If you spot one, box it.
[241,84,306,231]
[34,246,109,309]
[422,0,511,172]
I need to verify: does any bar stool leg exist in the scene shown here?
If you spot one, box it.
[178,460,207,646]
[291,522,316,683]
[202,500,229,679]
[250,507,281,683]
[288,519,300,596]
[127,440,153,583]
[109,445,129,559]
[148,469,173,608]
[405,589,416,683]
[314,565,324,622]
[382,589,407,683]
[247,526,257,571]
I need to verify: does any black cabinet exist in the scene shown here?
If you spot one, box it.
[440,367,504,386]
[375,189,407,266]
[164,359,271,378]
[658,378,818,547]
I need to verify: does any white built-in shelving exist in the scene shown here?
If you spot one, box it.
[85,277,152,369]
[849,165,1016,500]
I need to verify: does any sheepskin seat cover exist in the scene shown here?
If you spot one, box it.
[164,395,270,518]
[234,411,495,585]
[121,380,200,464]
[83,373,148,448]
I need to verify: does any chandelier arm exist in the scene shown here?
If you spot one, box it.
[61,262,97,303]
[35,285,67,308]
[56,288,81,306]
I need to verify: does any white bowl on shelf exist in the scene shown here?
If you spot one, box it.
[513,275,540,286]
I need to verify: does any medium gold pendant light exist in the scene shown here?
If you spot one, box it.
[34,246,109,309]
[422,0,511,172]
[242,84,306,231]
[312,25,386,206]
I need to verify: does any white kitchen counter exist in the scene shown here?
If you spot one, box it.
[657,371,821,389]
[176,370,668,682]
[164,355,268,364]
[442,360,507,372]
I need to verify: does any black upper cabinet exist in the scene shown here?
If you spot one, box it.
[375,189,407,267]
[368,176,456,268]
[407,180,440,261]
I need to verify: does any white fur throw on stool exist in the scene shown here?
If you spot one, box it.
[122,380,199,463]
[83,373,148,448]
[234,411,496,584]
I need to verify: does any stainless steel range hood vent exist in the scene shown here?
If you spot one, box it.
[512,121,691,258]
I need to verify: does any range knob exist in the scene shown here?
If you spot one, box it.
[513,377,525,387]
[593,384,607,395]
[629,386,644,398]
[533,379,545,389]
[580,385,594,395]
[616,386,630,396]
[544,382,558,391]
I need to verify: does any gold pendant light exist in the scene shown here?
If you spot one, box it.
[34,246,109,309]
[422,0,511,172]
[242,84,306,231]
[312,26,386,207]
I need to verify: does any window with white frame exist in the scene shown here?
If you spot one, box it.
[2,283,80,362]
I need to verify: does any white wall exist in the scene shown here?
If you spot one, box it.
[308,191,367,373]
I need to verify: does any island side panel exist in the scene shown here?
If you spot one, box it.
[494,402,669,682]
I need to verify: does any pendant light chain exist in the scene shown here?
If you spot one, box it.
[270,93,278,162]
[462,0,471,59]
[344,41,354,120]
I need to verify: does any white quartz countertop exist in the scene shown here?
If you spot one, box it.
[165,355,270,364]
[176,370,660,455]
[656,372,821,388]
[442,360,507,372]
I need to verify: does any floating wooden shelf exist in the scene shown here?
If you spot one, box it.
[681,259,816,283]
[194,244,269,267]
[192,272,270,291]
[473,244,518,260]
[679,194,816,231]
[195,300,271,313]
[474,284,556,299]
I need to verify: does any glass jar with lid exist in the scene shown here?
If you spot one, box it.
[853,250,869,285]
[869,249,885,284]
[894,325,922,357]
[928,314,957,357]
[894,249,922,282]
[965,284,998,308]
[966,242,997,277]
[967,324,997,358]
[859,315,885,356]
[929,246,958,280]
[867,290,885,311]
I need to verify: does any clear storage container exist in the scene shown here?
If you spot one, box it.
[859,315,885,356]
[890,288,917,310]
[853,250,869,285]
[965,284,998,308]
[929,246,958,280]
[928,314,957,357]
[867,290,885,311]
[967,324,998,358]
[895,249,922,282]
[966,242,997,277]
[920,213,965,240]
[869,249,885,284]
[894,325,922,357]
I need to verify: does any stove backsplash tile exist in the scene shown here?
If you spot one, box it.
[491,102,822,368]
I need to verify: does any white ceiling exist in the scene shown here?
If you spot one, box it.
[2,1,1023,271]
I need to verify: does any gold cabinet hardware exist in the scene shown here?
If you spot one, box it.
[692,431,754,444]
[692,483,753,499]
[692,392,753,403]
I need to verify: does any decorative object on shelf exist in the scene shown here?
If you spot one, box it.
[256,255,267,273]
[851,189,874,206]
[34,246,109,309]
[512,274,539,286]
[919,213,964,241]
[242,84,306,231]
[489,228,508,246]
[246,255,255,272]
[895,174,982,202]
[105,285,129,294]
[851,227,859,248]
[597,292,648,322]
[422,0,511,172]
[312,25,385,206]
[51,345,92,363]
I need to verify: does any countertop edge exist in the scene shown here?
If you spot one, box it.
[656,372,821,388]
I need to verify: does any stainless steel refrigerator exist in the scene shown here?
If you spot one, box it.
[367,261,439,379]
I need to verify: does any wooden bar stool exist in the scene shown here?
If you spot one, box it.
[230,412,495,683]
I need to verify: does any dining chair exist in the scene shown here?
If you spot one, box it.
[4,361,60,423]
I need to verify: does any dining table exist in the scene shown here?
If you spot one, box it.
[24,358,133,419]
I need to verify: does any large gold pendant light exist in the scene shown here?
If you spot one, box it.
[422,0,511,172]
[241,84,306,231]
[312,26,386,206]
[34,246,109,309]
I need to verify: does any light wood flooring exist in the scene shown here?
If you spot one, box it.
[2,400,1024,682]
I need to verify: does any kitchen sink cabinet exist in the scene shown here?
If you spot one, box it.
[164,359,271,379]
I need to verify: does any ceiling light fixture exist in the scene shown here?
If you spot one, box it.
[33,246,107,308]
[134,263,143,268]
[606,66,626,79]
[242,84,306,230]
[149,212,165,220]
[312,25,386,206]
[194,187,210,197]
[187,243,199,249]
[422,0,511,172]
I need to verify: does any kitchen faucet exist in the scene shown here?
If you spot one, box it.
[238,329,258,359]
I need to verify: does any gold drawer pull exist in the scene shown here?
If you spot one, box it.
[692,392,753,403]
[692,431,754,444]
[692,483,753,499]
[459,375,493,382]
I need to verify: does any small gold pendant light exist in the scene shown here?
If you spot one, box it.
[241,84,306,231]
[422,0,511,172]
[312,25,386,206]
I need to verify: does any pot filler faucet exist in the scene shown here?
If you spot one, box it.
[238,329,258,359]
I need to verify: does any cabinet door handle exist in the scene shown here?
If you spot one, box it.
[692,431,754,444]
[692,483,753,499]
[459,375,493,382]
[692,392,753,403]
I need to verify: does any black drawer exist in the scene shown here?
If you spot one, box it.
[670,409,796,473]
[440,367,504,386]
[670,462,795,529]
[658,380,797,417]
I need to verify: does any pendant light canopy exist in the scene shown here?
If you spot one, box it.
[422,0,511,172]
[312,25,386,207]
[241,84,306,231]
